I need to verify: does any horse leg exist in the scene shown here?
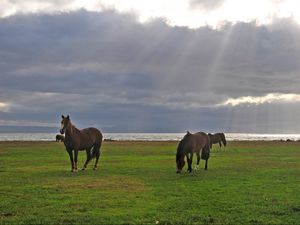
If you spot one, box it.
[219,141,222,149]
[186,153,193,173]
[185,154,190,172]
[82,148,92,171]
[67,149,75,172]
[190,153,194,172]
[73,148,79,172]
[195,152,200,170]
[93,144,101,170]
[205,159,208,170]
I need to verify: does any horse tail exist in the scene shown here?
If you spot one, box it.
[221,133,227,147]
[201,138,210,160]
[90,131,103,159]
[201,145,210,160]
[91,141,102,159]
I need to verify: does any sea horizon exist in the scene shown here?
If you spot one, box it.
[0,132,300,142]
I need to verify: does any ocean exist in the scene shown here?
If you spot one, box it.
[0,132,300,141]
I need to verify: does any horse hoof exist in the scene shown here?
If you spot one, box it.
[81,168,86,171]
[93,167,97,170]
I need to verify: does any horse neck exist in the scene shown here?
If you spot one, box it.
[177,140,186,157]
[65,123,79,138]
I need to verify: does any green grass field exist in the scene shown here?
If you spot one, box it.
[0,141,299,225]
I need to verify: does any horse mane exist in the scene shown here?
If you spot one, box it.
[66,121,77,135]
[176,151,180,162]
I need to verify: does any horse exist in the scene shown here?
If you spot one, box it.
[55,134,65,142]
[60,115,103,172]
[176,131,210,173]
[208,133,227,150]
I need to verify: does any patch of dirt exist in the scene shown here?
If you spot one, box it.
[56,176,147,192]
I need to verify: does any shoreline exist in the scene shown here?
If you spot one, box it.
[1,132,300,142]
[0,139,299,143]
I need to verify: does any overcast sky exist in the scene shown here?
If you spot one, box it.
[1,0,300,133]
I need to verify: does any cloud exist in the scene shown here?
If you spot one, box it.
[189,0,225,10]
[220,93,300,106]
[0,0,102,18]
[1,10,300,132]
[2,0,300,28]
[0,119,57,127]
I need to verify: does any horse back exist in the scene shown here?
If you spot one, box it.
[209,133,221,143]
[187,132,209,153]
[192,132,210,160]
[80,127,103,143]
[66,127,102,150]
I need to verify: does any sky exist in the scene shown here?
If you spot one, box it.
[1,0,300,133]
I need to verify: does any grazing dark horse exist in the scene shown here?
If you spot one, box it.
[176,131,210,173]
[56,134,65,142]
[60,115,103,172]
[208,133,227,150]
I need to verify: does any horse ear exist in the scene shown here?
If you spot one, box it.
[67,115,70,120]
[61,115,64,119]
[186,131,191,134]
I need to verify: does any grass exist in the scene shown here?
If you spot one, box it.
[0,140,300,225]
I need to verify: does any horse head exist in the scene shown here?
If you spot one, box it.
[60,115,70,134]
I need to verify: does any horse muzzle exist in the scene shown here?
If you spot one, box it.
[176,170,181,174]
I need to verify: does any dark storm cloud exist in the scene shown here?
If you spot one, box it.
[1,10,300,132]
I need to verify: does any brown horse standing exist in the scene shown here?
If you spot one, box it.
[208,133,226,150]
[60,115,103,172]
[176,131,210,173]
[56,134,65,142]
